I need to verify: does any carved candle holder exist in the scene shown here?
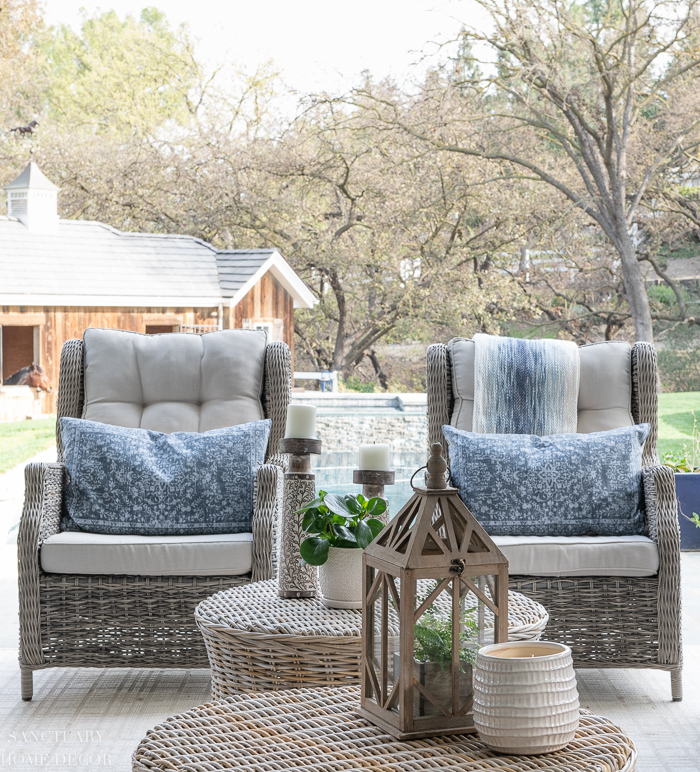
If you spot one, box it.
[278,437,323,598]
[352,469,395,523]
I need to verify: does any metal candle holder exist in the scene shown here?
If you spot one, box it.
[352,469,395,523]
[278,437,323,599]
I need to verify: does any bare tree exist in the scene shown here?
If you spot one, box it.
[355,0,700,341]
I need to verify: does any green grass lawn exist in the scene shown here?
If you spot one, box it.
[0,418,57,475]
[658,391,700,461]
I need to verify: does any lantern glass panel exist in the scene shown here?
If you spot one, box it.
[411,577,481,718]
[366,569,402,713]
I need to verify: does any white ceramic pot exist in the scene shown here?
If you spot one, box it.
[318,547,363,609]
[473,641,579,755]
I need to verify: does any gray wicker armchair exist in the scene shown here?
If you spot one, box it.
[427,340,682,701]
[18,330,291,701]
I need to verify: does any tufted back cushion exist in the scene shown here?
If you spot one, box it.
[448,338,634,434]
[82,328,267,433]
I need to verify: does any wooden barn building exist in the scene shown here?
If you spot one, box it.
[0,162,316,416]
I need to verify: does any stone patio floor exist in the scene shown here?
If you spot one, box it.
[0,450,697,771]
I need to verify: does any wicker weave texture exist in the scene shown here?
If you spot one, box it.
[39,573,249,668]
[425,339,683,700]
[132,686,637,772]
[426,343,453,463]
[263,341,292,468]
[195,579,548,699]
[18,338,291,699]
[55,339,84,462]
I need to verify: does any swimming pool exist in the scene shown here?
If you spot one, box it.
[311,451,426,517]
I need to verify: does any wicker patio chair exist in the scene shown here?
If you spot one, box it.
[18,329,291,701]
[426,339,682,701]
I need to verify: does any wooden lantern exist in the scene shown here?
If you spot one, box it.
[359,442,509,740]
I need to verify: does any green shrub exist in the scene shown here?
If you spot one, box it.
[343,376,376,393]
[658,350,700,393]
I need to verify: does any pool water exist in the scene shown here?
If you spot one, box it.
[312,452,425,519]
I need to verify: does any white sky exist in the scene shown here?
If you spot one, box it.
[43,0,475,95]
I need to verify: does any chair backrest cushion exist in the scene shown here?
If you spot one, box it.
[448,338,633,434]
[82,328,267,433]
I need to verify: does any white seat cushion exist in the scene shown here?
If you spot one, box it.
[40,532,253,576]
[492,535,658,577]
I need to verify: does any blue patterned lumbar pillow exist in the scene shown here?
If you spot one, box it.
[442,423,650,537]
[60,417,271,535]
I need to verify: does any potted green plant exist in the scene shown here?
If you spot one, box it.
[298,490,385,608]
[663,411,700,551]
[392,582,479,716]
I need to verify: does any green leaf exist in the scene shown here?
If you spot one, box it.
[355,519,373,549]
[344,495,362,515]
[357,493,367,506]
[306,515,328,534]
[296,497,324,512]
[367,497,387,516]
[366,518,385,538]
[332,524,357,543]
[301,511,317,531]
[323,493,354,517]
[299,536,330,566]
[333,539,359,549]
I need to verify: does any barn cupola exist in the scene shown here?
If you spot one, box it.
[4,161,59,234]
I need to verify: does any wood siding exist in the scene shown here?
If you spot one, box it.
[0,306,213,414]
[1,275,296,417]
[231,272,295,365]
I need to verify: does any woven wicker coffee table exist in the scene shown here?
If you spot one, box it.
[195,578,548,699]
[132,685,636,772]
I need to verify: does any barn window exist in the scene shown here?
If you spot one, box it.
[9,192,27,217]
[242,318,284,341]
[145,325,177,334]
[1,326,38,383]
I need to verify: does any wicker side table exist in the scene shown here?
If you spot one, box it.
[132,685,636,772]
[195,578,548,698]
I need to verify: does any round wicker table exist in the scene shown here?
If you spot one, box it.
[195,579,549,699]
[132,685,636,772]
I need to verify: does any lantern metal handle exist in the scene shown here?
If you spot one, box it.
[450,558,466,575]
[409,462,451,492]
[409,465,428,492]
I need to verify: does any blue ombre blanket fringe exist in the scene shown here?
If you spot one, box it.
[472,334,580,436]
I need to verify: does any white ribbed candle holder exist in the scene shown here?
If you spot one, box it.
[473,641,579,755]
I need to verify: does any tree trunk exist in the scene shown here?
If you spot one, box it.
[329,270,347,371]
[613,227,654,342]
[367,349,388,391]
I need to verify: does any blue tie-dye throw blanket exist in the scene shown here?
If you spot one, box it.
[472,334,580,436]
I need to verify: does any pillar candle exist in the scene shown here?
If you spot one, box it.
[359,443,391,471]
[284,404,317,439]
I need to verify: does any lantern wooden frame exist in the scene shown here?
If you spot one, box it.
[359,444,509,740]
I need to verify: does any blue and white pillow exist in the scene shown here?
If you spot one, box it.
[443,423,650,537]
[61,417,271,535]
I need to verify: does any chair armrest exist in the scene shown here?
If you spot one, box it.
[643,464,682,667]
[18,462,65,668]
[426,343,453,466]
[56,339,85,462]
[251,464,281,583]
[263,342,291,470]
[632,342,660,467]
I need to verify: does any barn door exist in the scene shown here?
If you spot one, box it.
[1,326,35,383]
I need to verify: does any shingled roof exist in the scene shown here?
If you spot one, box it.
[217,249,316,309]
[0,218,316,308]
